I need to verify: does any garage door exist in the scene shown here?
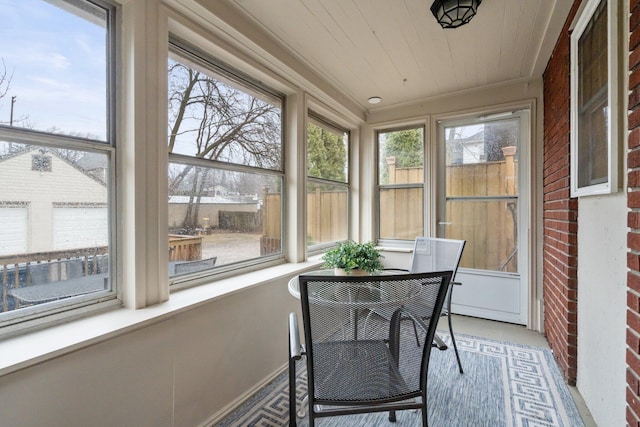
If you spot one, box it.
[0,207,28,256]
[53,207,108,250]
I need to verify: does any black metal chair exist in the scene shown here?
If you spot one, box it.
[288,271,453,427]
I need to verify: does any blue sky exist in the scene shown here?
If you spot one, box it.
[0,0,107,140]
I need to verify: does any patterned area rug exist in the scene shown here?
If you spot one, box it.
[216,333,584,426]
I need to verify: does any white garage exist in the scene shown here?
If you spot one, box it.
[53,206,108,250]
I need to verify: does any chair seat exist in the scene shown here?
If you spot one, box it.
[312,340,414,403]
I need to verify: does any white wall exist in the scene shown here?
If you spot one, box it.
[576,194,627,426]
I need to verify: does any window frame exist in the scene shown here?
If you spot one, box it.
[0,0,119,335]
[570,0,621,197]
[305,112,350,252]
[376,124,426,244]
[167,39,287,287]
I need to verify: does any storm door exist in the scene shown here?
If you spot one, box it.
[437,111,530,324]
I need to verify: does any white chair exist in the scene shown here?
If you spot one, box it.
[405,237,466,373]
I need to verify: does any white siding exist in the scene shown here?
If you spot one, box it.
[577,194,627,426]
[0,150,108,253]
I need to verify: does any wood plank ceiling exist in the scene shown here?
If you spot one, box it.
[198,0,572,111]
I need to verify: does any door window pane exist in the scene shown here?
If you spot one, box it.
[443,119,519,273]
[446,199,518,272]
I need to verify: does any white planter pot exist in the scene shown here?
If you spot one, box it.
[333,268,368,276]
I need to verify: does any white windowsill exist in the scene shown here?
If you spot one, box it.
[0,259,324,377]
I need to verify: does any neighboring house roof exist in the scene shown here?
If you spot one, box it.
[458,129,484,144]
[0,146,108,208]
[75,152,107,171]
[0,146,107,186]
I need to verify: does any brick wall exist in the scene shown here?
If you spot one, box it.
[628,1,640,423]
[542,1,581,385]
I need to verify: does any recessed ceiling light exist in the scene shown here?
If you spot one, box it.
[368,96,382,104]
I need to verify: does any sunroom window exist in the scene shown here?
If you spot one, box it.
[0,0,115,326]
[306,114,349,250]
[377,126,425,240]
[167,42,285,283]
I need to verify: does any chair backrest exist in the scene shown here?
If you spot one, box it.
[410,237,466,280]
[298,271,452,407]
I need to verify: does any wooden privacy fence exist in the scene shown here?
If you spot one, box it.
[261,192,282,255]
[307,188,348,245]
[260,148,517,272]
[379,187,424,239]
[260,189,348,253]
[443,147,518,272]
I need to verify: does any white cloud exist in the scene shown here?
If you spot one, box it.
[48,52,71,70]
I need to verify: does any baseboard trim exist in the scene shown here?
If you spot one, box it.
[201,363,288,427]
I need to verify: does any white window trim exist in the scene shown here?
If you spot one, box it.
[0,0,120,337]
[375,123,427,243]
[570,0,621,197]
[305,112,351,253]
[166,40,287,288]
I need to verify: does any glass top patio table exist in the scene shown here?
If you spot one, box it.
[287,270,422,309]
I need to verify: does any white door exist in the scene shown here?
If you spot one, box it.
[437,111,529,325]
[0,206,28,256]
[53,207,108,250]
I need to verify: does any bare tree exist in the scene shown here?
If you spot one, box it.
[0,58,30,128]
[0,59,11,102]
[167,60,282,230]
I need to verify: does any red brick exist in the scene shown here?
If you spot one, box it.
[629,328,640,353]
[631,128,640,150]
[630,251,640,271]
[632,192,640,210]
[631,272,640,294]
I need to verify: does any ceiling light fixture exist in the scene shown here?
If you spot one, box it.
[430,0,482,29]
[368,96,382,104]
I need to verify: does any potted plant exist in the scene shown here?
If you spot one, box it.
[321,241,384,275]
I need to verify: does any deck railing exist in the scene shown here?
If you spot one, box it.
[0,234,203,312]
[0,247,108,312]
